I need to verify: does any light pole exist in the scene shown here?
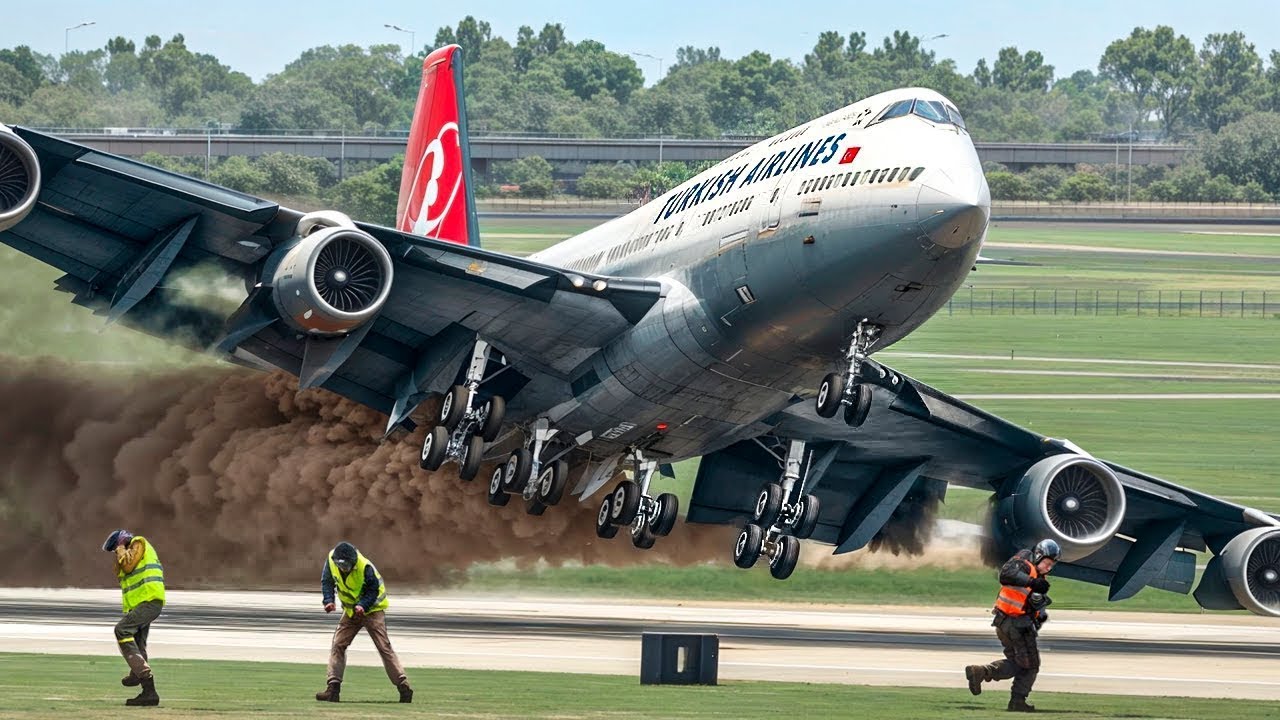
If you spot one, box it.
[629,52,666,164]
[384,24,416,56]
[64,20,95,55]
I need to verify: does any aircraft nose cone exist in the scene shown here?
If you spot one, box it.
[917,166,990,249]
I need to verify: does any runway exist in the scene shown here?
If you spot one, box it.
[3,589,1279,700]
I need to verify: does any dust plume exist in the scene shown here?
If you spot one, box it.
[0,356,730,588]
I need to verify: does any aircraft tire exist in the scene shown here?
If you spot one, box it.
[595,497,619,538]
[844,384,872,427]
[420,425,449,471]
[816,373,845,418]
[478,395,505,442]
[793,494,821,540]
[753,483,784,528]
[770,535,800,580]
[734,524,764,568]
[441,385,469,430]
[650,493,679,537]
[459,434,485,481]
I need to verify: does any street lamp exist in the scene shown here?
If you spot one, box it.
[384,24,416,56]
[629,52,667,164]
[64,20,95,55]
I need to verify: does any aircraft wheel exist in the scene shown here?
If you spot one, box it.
[478,395,505,442]
[733,524,764,569]
[631,522,657,550]
[535,460,568,507]
[504,448,534,492]
[458,434,485,481]
[649,493,679,537]
[793,494,821,540]
[419,425,449,471]
[609,480,641,526]
[595,497,619,538]
[770,535,800,580]
[440,385,469,430]
[487,465,510,506]
[753,483,784,528]
[844,384,872,427]
[816,373,845,418]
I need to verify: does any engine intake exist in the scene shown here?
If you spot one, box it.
[997,454,1126,562]
[1221,526,1280,617]
[0,127,41,233]
[271,212,393,334]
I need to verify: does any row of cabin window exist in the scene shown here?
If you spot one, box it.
[567,250,605,271]
[700,195,756,227]
[797,166,926,196]
[606,223,676,264]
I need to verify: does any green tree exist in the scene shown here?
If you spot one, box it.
[1198,112,1280,195]
[993,47,1053,92]
[499,155,555,197]
[985,170,1035,200]
[1055,172,1111,201]
[972,58,992,89]
[255,153,335,196]
[325,156,403,225]
[209,156,268,194]
[1100,26,1198,137]
[575,163,637,198]
[1193,32,1263,132]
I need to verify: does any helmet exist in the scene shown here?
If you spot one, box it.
[102,529,133,552]
[332,541,358,573]
[1032,538,1062,564]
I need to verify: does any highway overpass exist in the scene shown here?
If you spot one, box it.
[55,131,1190,174]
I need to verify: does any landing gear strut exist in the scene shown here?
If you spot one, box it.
[732,439,820,580]
[816,319,880,427]
[419,339,507,481]
[486,419,575,514]
[595,450,679,549]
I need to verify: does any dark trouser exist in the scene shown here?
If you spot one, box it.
[982,612,1040,699]
[114,600,163,680]
[326,611,408,688]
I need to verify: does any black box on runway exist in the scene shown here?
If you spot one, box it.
[640,633,718,685]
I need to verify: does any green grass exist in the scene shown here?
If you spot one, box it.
[463,563,1218,613]
[1,653,1272,720]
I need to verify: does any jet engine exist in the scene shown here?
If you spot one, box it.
[0,127,41,233]
[271,211,393,335]
[1219,526,1280,617]
[996,454,1126,562]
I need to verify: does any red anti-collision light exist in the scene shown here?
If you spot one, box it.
[656,423,669,432]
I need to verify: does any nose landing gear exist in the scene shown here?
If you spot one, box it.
[816,319,882,427]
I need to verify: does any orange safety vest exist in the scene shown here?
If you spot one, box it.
[994,559,1038,616]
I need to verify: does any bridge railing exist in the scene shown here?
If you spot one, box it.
[943,289,1278,318]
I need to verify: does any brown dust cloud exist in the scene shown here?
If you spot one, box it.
[0,356,733,588]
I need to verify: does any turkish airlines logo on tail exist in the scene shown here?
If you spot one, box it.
[401,121,464,237]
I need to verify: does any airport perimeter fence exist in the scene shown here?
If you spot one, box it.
[942,289,1278,318]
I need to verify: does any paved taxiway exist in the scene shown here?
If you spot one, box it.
[3,589,1278,700]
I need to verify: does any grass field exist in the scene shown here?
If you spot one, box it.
[1,653,1273,720]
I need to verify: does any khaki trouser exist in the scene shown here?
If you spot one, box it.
[326,610,407,687]
[981,612,1041,699]
[115,600,163,680]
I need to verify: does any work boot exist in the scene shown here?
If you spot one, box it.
[121,673,141,687]
[1007,695,1036,712]
[398,682,413,703]
[965,665,985,696]
[125,677,159,707]
[315,680,341,702]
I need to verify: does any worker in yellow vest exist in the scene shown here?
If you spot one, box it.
[315,541,413,703]
[102,529,164,707]
[965,538,1060,712]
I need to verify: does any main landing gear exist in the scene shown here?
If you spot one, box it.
[484,418,575,515]
[732,439,820,580]
[595,450,680,550]
[815,319,881,427]
[419,339,507,481]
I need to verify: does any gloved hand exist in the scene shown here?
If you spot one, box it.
[1029,577,1050,593]
[324,603,336,613]
[354,605,366,618]
[1038,610,1049,626]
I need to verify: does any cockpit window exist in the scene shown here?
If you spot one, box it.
[913,100,948,123]
[871,98,968,132]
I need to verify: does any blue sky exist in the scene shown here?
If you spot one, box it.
[5,0,1278,83]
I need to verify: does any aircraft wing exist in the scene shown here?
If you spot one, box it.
[687,356,1280,614]
[0,126,662,430]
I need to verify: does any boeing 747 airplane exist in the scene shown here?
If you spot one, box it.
[2,45,1277,616]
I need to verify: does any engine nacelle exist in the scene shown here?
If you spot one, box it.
[1220,526,1280,617]
[271,211,393,335]
[0,127,41,233]
[996,454,1126,562]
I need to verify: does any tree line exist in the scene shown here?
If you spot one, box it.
[3,18,1280,210]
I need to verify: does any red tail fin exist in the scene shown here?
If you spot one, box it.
[396,45,479,246]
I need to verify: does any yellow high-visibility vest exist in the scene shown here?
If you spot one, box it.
[327,549,389,617]
[118,537,165,613]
